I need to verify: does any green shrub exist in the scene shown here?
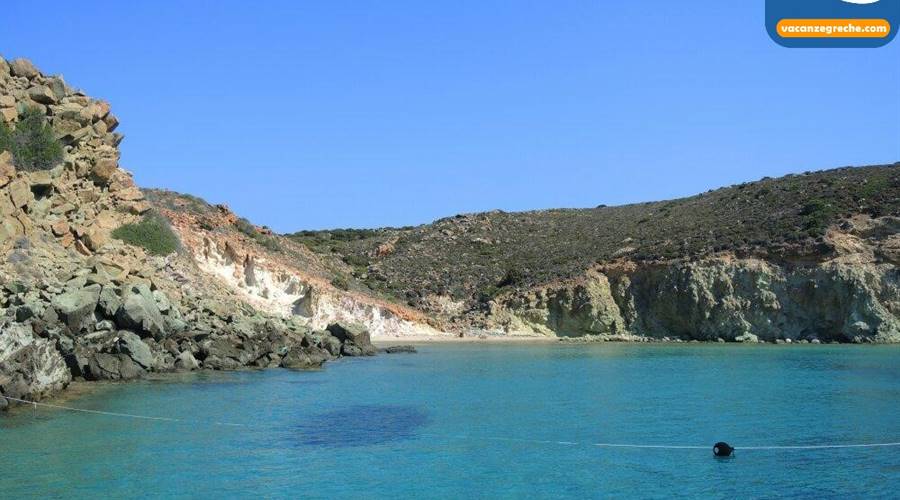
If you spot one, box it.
[0,107,64,171]
[331,274,350,290]
[112,213,180,256]
[799,198,836,234]
[234,217,257,237]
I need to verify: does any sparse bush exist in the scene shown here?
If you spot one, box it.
[477,285,501,303]
[331,274,350,290]
[498,268,525,288]
[800,198,836,233]
[342,254,370,268]
[234,217,257,236]
[0,107,64,171]
[234,217,282,253]
[112,213,180,256]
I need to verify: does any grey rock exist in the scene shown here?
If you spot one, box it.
[318,334,342,356]
[115,283,165,339]
[201,355,241,371]
[174,350,199,371]
[98,285,121,318]
[379,345,417,354]
[0,324,71,403]
[52,285,101,333]
[114,331,154,369]
[86,352,144,381]
[280,347,328,370]
[735,333,759,343]
[327,322,371,346]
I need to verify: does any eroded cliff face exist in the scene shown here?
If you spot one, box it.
[186,234,445,340]
[485,217,900,343]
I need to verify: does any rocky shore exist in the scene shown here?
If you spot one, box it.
[0,57,414,411]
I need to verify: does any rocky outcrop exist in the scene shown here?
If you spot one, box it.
[0,57,401,411]
[486,229,900,343]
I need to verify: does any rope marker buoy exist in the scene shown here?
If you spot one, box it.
[713,442,734,457]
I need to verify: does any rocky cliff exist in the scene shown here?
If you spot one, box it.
[0,57,428,410]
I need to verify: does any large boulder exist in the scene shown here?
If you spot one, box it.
[326,322,371,346]
[52,285,101,333]
[85,352,144,381]
[280,347,329,370]
[327,322,376,356]
[90,159,118,186]
[9,58,39,78]
[114,331,155,369]
[174,350,199,371]
[0,324,71,405]
[115,283,166,339]
[98,285,122,317]
[28,85,56,105]
[8,179,33,209]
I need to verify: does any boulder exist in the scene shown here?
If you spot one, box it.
[90,159,118,186]
[326,322,371,346]
[98,285,122,317]
[174,350,199,371]
[317,333,342,357]
[0,324,71,404]
[47,77,67,101]
[86,352,144,381]
[379,345,418,354]
[9,58,39,78]
[735,333,759,343]
[83,226,109,252]
[8,179,33,209]
[0,151,14,187]
[280,347,328,369]
[52,285,101,333]
[115,283,166,339]
[200,337,244,364]
[51,219,70,237]
[0,108,16,122]
[327,322,375,356]
[114,331,155,369]
[28,85,57,105]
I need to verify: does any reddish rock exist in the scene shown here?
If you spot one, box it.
[51,220,70,237]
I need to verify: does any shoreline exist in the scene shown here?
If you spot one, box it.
[373,335,897,346]
[5,339,897,416]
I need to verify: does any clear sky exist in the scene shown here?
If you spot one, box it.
[4,1,899,232]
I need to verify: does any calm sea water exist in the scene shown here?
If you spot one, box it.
[2,344,899,499]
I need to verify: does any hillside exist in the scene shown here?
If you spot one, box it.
[0,56,433,411]
[288,164,900,302]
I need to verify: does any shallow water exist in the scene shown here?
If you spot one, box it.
[2,344,899,498]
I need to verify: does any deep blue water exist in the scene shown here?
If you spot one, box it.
[2,344,900,498]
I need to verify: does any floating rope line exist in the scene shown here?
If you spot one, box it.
[4,396,899,452]
[2,396,249,428]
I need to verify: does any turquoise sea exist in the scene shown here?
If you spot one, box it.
[2,344,899,498]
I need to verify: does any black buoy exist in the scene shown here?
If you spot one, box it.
[713,442,734,457]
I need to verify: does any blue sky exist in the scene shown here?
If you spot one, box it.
[4,1,898,231]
